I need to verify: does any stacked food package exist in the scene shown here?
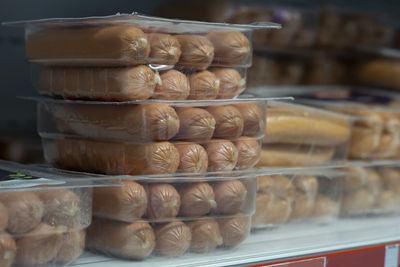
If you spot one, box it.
[4,13,281,264]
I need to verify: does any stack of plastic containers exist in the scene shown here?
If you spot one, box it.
[0,160,94,267]
[7,13,280,262]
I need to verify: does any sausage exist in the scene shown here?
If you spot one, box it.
[26,25,150,66]
[174,107,216,141]
[176,35,214,70]
[206,31,251,66]
[0,202,8,231]
[147,184,181,220]
[15,223,65,266]
[93,181,147,222]
[147,33,181,65]
[153,70,190,100]
[179,183,216,217]
[218,215,250,248]
[189,218,222,253]
[56,230,86,263]
[86,218,155,260]
[204,140,238,172]
[175,142,208,173]
[188,71,220,100]
[235,103,265,137]
[39,65,159,101]
[154,221,191,256]
[234,137,261,170]
[52,103,180,142]
[212,68,246,99]
[206,105,244,139]
[0,232,16,267]
[37,189,82,229]
[0,192,44,234]
[213,180,247,215]
[50,138,180,175]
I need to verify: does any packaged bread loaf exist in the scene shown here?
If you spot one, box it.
[47,137,180,175]
[27,25,150,66]
[50,102,180,142]
[39,65,160,101]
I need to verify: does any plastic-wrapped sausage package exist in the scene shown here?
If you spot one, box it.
[341,162,400,217]
[36,98,267,175]
[6,13,279,100]
[0,159,105,267]
[85,172,256,260]
[252,168,341,230]
[257,101,353,167]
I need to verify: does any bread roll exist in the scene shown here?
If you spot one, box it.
[93,181,147,222]
[37,189,82,229]
[263,196,292,226]
[343,167,368,193]
[312,195,339,219]
[53,103,180,142]
[356,60,400,90]
[212,68,246,99]
[206,31,251,65]
[206,105,244,139]
[257,175,295,199]
[16,224,65,265]
[265,110,351,146]
[176,35,214,70]
[153,70,190,100]
[235,103,265,137]
[174,107,216,141]
[290,192,315,221]
[56,230,86,263]
[293,176,319,201]
[234,137,261,170]
[256,144,335,167]
[86,218,155,260]
[27,25,150,66]
[0,232,16,267]
[0,192,44,234]
[341,189,376,216]
[349,126,381,159]
[51,138,180,175]
[188,71,220,100]
[179,183,216,217]
[175,143,208,173]
[154,221,191,256]
[147,184,181,220]
[148,33,181,65]
[375,191,400,213]
[252,193,271,227]
[204,140,238,172]
[40,65,159,101]
[380,168,400,193]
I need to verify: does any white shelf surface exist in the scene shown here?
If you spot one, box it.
[72,216,400,267]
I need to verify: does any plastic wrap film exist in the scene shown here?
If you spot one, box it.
[257,101,352,167]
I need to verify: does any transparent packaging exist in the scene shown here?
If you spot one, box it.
[5,14,279,69]
[257,101,353,167]
[32,64,248,101]
[341,164,400,216]
[0,159,104,267]
[36,98,266,142]
[302,100,400,159]
[252,169,342,229]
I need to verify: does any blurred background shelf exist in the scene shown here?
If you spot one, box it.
[71,216,400,267]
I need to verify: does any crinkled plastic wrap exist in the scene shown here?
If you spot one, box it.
[37,98,266,142]
[6,14,279,69]
[32,64,248,101]
[85,172,255,260]
[0,160,99,267]
[257,101,353,167]
[252,169,341,229]
[341,165,400,216]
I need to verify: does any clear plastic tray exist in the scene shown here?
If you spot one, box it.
[36,98,266,142]
[5,13,280,69]
[252,168,342,229]
[0,160,108,267]
[32,64,248,101]
[86,214,251,260]
[256,101,353,167]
